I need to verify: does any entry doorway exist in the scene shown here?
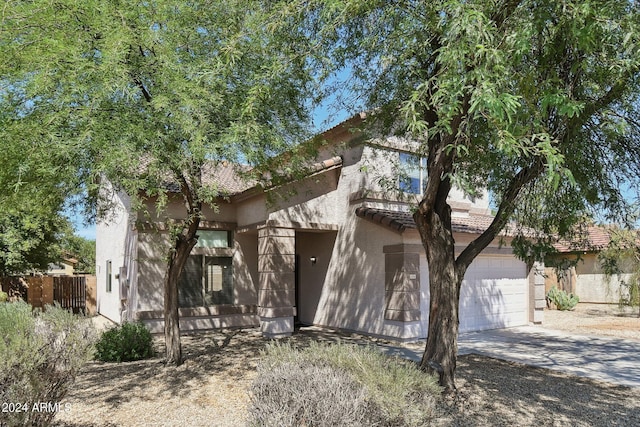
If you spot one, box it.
[294,230,337,326]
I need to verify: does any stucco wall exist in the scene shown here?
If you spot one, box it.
[96,184,134,323]
[547,253,632,304]
[310,217,404,336]
[136,231,167,312]
[136,230,259,313]
[262,140,514,339]
[575,254,631,303]
[142,196,238,223]
[98,135,528,337]
[295,230,337,325]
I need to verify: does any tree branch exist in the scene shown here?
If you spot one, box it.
[133,77,152,103]
[490,0,523,30]
[456,158,545,274]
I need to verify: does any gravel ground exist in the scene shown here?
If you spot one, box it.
[51,305,640,427]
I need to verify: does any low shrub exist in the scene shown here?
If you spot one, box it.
[252,361,371,426]
[0,301,97,427]
[94,321,154,362]
[249,342,442,427]
[0,290,7,302]
[547,286,580,311]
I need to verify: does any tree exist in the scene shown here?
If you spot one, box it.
[599,227,640,317]
[1,1,319,364]
[61,233,96,275]
[0,203,68,276]
[0,206,95,276]
[0,103,83,276]
[309,0,640,390]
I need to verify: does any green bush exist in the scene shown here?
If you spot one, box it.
[547,286,580,310]
[94,321,154,362]
[0,290,7,302]
[0,301,97,427]
[249,342,441,427]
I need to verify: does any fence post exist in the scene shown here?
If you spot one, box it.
[85,276,97,315]
[42,276,54,308]
[26,277,42,310]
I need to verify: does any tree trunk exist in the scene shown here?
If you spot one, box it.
[163,232,199,365]
[415,207,464,392]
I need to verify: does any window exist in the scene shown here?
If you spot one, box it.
[195,230,231,248]
[398,152,426,194]
[106,260,112,293]
[178,256,233,307]
[178,229,234,307]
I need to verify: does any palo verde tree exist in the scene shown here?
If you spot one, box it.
[309,0,640,390]
[1,1,319,364]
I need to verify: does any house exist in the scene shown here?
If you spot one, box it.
[96,114,545,340]
[47,254,78,276]
[546,226,634,304]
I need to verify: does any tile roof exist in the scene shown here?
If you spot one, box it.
[355,207,497,234]
[155,156,342,197]
[202,162,254,195]
[553,226,612,252]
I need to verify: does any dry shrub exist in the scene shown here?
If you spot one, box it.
[0,301,96,427]
[250,361,370,426]
[249,341,441,427]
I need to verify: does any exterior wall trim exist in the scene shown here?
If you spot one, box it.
[237,220,338,234]
[135,304,257,320]
[136,220,237,232]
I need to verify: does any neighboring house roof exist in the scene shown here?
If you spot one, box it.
[355,207,497,234]
[553,226,612,253]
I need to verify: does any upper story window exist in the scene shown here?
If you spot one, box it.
[398,152,426,194]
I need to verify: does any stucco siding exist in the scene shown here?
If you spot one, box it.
[142,196,238,223]
[310,217,403,336]
[97,134,534,338]
[547,253,632,304]
[96,185,134,323]
[575,254,631,303]
[135,231,167,312]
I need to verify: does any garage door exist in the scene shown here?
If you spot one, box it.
[458,256,528,332]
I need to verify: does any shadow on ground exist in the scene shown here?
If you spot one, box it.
[53,326,640,427]
[447,354,640,426]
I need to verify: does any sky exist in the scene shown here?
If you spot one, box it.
[68,208,96,241]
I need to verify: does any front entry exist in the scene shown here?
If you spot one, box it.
[295,230,337,326]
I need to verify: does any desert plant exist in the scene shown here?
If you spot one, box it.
[249,342,441,427]
[0,301,97,427]
[251,361,371,427]
[94,321,154,362]
[618,280,640,312]
[546,286,580,311]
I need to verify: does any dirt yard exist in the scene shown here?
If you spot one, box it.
[50,305,640,427]
[542,303,640,341]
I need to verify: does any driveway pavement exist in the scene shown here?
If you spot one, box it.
[380,326,640,388]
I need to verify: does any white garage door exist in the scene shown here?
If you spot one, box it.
[458,256,528,332]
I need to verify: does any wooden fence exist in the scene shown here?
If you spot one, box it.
[53,276,87,314]
[0,275,97,315]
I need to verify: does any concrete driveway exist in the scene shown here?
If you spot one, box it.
[380,326,640,388]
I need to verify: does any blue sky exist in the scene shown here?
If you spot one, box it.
[67,208,96,240]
